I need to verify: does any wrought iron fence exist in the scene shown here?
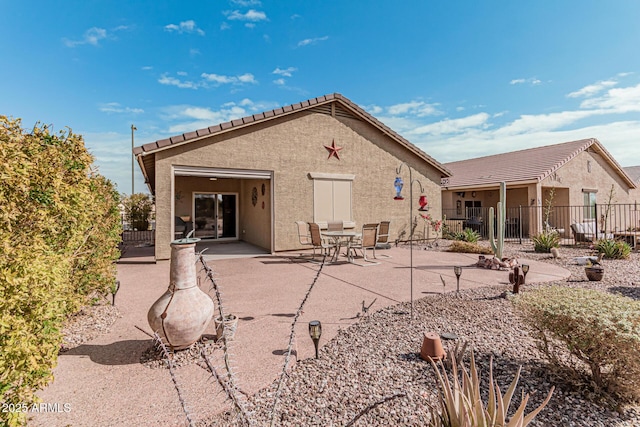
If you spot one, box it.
[443,203,640,246]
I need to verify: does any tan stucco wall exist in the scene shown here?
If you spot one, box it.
[239,179,271,249]
[152,111,443,260]
[540,150,633,205]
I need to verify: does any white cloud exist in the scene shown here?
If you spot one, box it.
[273,78,285,86]
[297,36,329,47]
[231,0,261,6]
[226,9,268,22]
[220,22,231,30]
[98,102,144,114]
[510,77,541,86]
[387,101,441,117]
[365,105,383,115]
[567,80,617,98]
[158,74,200,89]
[273,67,297,77]
[190,48,201,56]
[201,72,257,85]
[176,71,188,76]
[411,113,490,135]
[63,27,107,47]
[579,83,640,112]
[164,20,205,36]
[141,66,153,70]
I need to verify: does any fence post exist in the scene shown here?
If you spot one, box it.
[594,202,599,238]
[518,205,522,244]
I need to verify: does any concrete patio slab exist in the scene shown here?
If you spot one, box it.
[32,245,568,426]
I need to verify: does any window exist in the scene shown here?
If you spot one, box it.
[583,190,597,219]
[310,173,354,222]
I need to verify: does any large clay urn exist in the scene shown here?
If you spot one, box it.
[148,238,214,350]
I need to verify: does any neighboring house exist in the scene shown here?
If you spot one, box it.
[624,165,640,202]
[134,93,451,261]
[441,138,637,239]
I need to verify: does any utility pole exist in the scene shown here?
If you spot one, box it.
[131,124,137,195]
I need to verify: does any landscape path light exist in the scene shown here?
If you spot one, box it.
[454,266,462,293]
[521,264,530,283]
[308,320,322,359]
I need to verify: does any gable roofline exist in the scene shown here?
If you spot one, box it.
[134,93,451,193]
[442,138,636,190]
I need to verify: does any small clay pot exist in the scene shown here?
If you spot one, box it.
[420,332,446,361]
[585,266,604,281]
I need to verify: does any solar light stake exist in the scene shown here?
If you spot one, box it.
[308,320,322,359]
[521,264,530,283]
[454,266,462,293]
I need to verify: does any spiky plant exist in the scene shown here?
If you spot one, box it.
[428,352,554,427]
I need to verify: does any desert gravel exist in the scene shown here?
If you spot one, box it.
[204,242,640,427]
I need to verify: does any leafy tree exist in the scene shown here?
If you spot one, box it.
[0,116,121,426]
[121,192,154,230]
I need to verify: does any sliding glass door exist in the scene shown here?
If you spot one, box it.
[193,193,237,239]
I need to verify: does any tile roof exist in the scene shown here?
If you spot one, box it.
[443,138,636,189]
[624,166,640,183]
[134,93,451,193]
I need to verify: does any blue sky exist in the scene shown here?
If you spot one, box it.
[2,1,640,194]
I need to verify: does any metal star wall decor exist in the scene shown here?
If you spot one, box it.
[324,139,343,160]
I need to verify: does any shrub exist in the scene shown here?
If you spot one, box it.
[514,286,640,402]
[429,352,554,427]
[595,239,631,260]
[447,241,493,255]
[531,230,560,253]
[0,116,121,426]
[459,228,480,243]
[121,192,154,231]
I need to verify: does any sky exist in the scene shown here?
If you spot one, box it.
[2,1,640,194]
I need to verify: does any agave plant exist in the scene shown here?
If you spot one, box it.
[428,352,554,427]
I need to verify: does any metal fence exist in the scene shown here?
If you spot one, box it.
[120,230,155,246]
[443,203,640,245]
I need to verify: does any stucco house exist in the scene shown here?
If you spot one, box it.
[134,93,452,261]
[440,138,637,240]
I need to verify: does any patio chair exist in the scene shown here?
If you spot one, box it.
[375,220,392,257]
[327,220,344,232]
[308,222,334,261]
[349,223,380,266]
[295,221,313,247]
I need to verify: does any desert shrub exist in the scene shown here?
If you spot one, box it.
[531,230,560,253]
[429,352,553,427]
[595,239,631,260]
[514,286,640,402]
[458,228,480,243]
[0,116,121,426]
[447,241,493,254]
[121,192,154,231]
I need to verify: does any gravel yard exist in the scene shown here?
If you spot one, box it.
[204,242,640,427]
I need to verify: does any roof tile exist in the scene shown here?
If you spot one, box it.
[184,131,198,140]
[170,135,185,144]
[156,138,172,149]
[208,124,222,133]
[231,119,243,126]
[196,128,211,137]
[220,121,233,130]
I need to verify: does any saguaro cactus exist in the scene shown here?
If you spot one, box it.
[489,182,506,259]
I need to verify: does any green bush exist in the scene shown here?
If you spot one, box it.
[458,228,480,243]
[531,230,560,253]
[447,241,493,255]
[595,239,631,260]
[0,116,121,426]
[121,192,154,231]
[514,286,640,402]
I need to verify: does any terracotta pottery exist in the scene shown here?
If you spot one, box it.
[214,314,238,340]
[148,238,214,350]
[585,265,604,281]
[420,331,446,361]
